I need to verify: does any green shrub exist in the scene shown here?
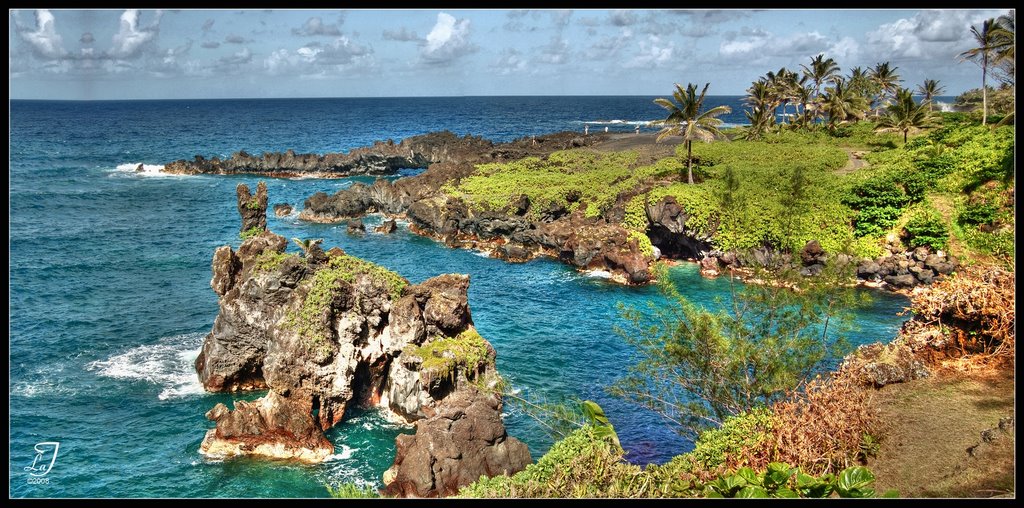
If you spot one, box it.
[252,250,297,273]
[326,483,381,498]
[239,226,264,240]
[903,207,948,251]
[404,329,491,381]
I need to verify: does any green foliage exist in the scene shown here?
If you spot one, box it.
[858,433,881,463]
[404,329,491,381]
[702,464,893,498]
[285,254,408,360]
[580,400,621,449]
[245,197,262,210]
[609,262,865,439]
[680,408,775,472]
[957,200,999,227]
[650,139,856,254]
[449,150,654,221]
[627,230,654,257]
[252,250,297,273]
[326,483,381,498]
[325,254,407,302]
[457,425,632,498]
[239,226,264,240]
[903,206,948,250]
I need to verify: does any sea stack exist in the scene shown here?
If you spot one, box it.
[194,182,530,496]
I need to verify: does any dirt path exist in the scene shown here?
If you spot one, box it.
[838,147,869,174]
[866,367,1015,497]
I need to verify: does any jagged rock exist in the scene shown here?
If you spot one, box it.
[411,274,472,336]
[375,219,398,234]
[211,246,242,296]
[236,182,268,233]
[199,391,333,463]
[135,163,144,173]
[848,342,929,387]
[699,256,720,277]
[800,240,826,266]
[382,388,531,498]
[347,219,366,234]
[273,203,293,217]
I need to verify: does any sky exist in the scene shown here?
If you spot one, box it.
[8,8,1015,100]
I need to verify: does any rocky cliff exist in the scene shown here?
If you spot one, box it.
[195,182,530,496]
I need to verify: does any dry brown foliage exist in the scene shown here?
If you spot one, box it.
[747,370,880,476]
[907,264,1015,363]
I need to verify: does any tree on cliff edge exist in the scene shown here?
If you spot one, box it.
[651,83,732,184]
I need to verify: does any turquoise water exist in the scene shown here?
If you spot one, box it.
[9,98,910,498]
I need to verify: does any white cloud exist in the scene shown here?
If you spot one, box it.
[382,27,421,42]
[16,9,66,60]
[263,37,373,76]
[292,17,342,37]
[111,9,162,59]
[218,47,252,66]
[865,9,1004,61]
[625,35,675,69]
[493,48,528,75]
[537,36,570,65]
[421,12,477,65]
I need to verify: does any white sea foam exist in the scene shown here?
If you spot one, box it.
[581,119,658,126]
[584,269,613,279]
[325,444,358,461]
[87,332,206,400]
[114,162,166,175]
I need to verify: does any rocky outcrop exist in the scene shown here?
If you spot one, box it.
[195,183,529,494]
[376,219,398,234]
[237,181,268,233]
[405,197,653,284]
[382,387,531,498]
[163,131,498,177]
[273,203,293,217]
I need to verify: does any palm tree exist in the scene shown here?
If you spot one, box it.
[870,62,902,118]
[959,18,1000,125]
[291,237,323,258]
[915,79,946,110]
[767,67,800,125]
[823,78,869,131]
[801,54,841,125]
[652,82,732,184]
[875,88,935,144]
[991,12,1015,86]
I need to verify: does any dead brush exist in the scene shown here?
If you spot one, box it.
[908,265,1015,365]
[756,370,880,476]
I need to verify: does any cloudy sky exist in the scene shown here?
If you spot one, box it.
[8,8,1013,100]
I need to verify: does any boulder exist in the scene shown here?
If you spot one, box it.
[800,240,826,266]
[382,388,531,498]
[347,219,366,234]
[375,219,398,234]
[848,342,929,388]
[273,203,293,217]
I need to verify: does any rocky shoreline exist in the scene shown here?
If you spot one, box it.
[195,182,530,496]
[169,130,959,291]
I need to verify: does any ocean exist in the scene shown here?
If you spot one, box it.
[9,96,912,498]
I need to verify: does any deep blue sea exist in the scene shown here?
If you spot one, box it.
[9,96,911,498]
